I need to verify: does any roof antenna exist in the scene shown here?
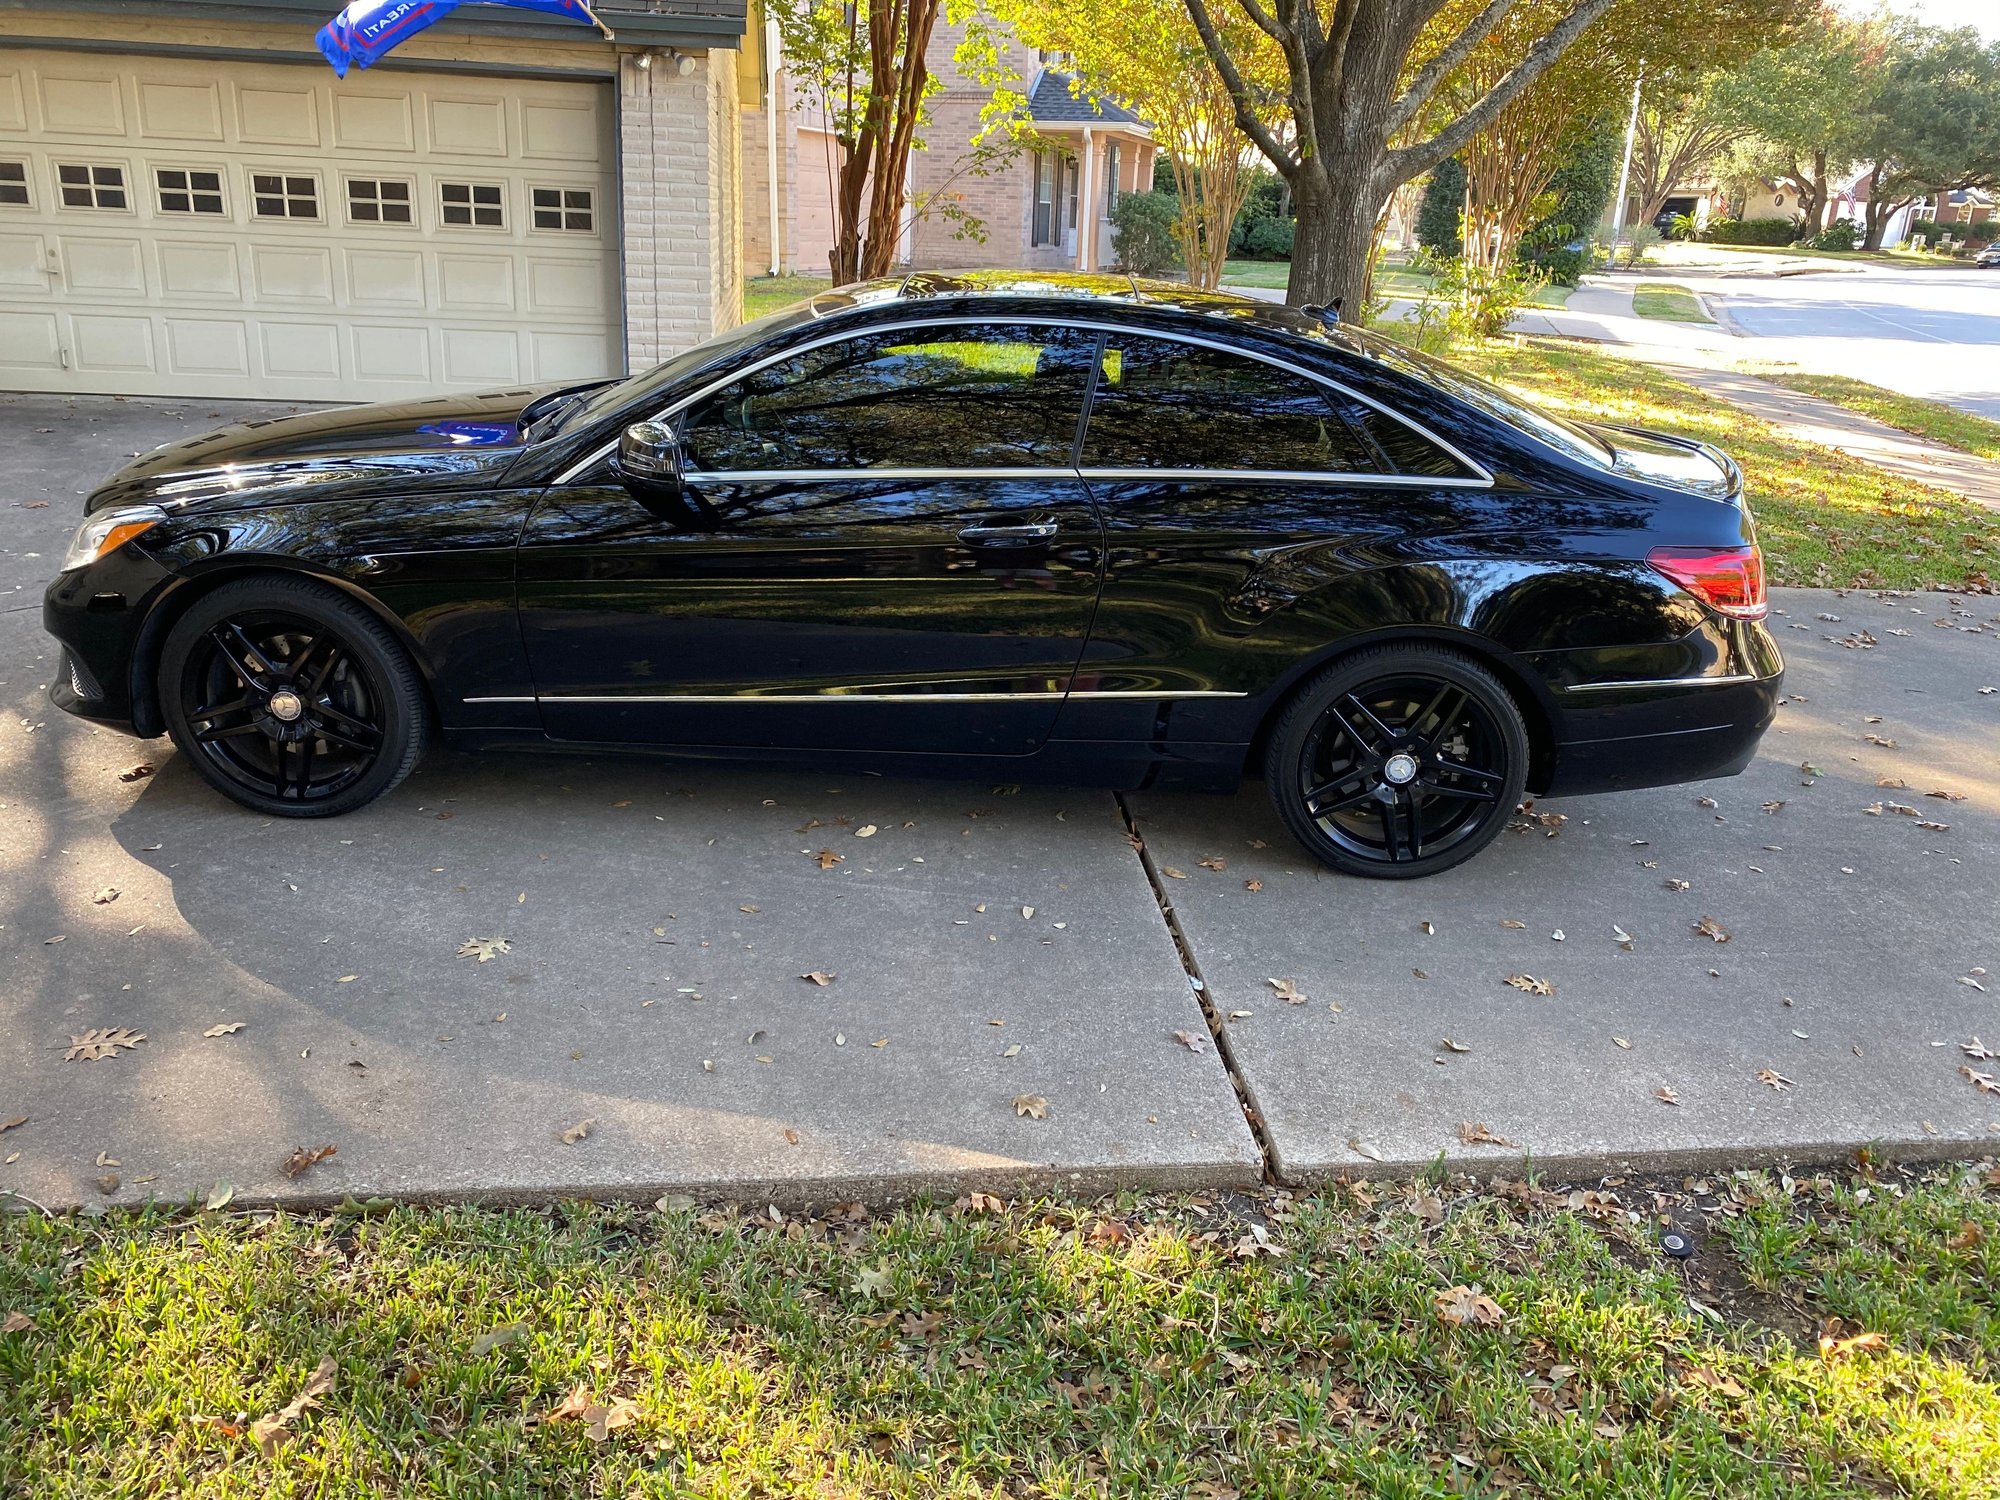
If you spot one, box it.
[1301,298,1342,327]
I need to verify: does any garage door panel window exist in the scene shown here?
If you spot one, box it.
[253,173,321,221]
[1083,336,1378,474]
[0,162,29,207]
[441,181,504,229]
[58,163,129,211]
[681,325,1099,473]
[347,177,414,225]
[155,168,225,217]
[531,186,593,233]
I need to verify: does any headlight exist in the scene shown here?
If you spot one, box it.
[59,505,166,573]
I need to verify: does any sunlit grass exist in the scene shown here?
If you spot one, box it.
[1446,339,2000,591]
[1,1165,1995,1495]
[1741,369,2000,461]
[744,273,833,322]
[1630,283,1711,323]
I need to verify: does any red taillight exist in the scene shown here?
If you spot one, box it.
[1647,545,1767,620]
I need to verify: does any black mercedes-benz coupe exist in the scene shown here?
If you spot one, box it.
[44,272,1781,878]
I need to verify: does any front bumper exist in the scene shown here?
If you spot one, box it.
[43,547,178,738]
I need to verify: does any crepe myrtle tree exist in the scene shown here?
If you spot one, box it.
[772,0,1023,284]
[1180,0,1626,310]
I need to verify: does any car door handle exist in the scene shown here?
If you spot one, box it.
[958,521,1059,544]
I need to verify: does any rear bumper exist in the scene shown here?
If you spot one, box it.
[1541,620,1783,796]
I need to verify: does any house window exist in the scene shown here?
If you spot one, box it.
[253,173,320,219]
[347,177,413,224]
[57,163,128,210]
[156,167,225,216]
[1102,143,1120,216]
[441,181,504,228]
[1032,153,1058,247]
[531,186,594,232]
[0,161,29,207]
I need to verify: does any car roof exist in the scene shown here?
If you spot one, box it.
[807,269,1378,358]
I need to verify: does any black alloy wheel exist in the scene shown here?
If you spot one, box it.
[1266,644,1529,878]
[160,576,429,817]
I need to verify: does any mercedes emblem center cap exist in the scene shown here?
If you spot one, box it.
[268,690,304,722]
[1383,752,1419,785]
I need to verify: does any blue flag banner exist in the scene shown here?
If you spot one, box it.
[318,1,608,77]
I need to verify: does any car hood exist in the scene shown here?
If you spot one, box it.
[1588,423,1742,501]
[84,384,568,514]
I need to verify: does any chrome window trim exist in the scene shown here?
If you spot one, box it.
[465,689,1248,705]
[552,317,1494,488]
[1563,673,1759,694]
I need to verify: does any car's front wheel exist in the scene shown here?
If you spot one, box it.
[1265,644,1529,879]
[159,575,429,817]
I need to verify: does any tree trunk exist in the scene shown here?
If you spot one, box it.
[1286,175,1379,313]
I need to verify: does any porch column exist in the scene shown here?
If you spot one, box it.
[1076,126,1094,271]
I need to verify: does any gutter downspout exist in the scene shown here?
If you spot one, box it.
[765,13,782,276]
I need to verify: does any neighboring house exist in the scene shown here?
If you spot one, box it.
[1926,187,1994,230]
[749,17,1156,280]
[0,0,749,402]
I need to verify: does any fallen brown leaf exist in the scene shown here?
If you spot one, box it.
[202,1022,245,1039]
[456,937,511,962]
[1172,1029,1209,1055]
[1434,1285,1504,1328]
[91,887,119,905]
[801,970,835,986]
[1693,916,1731,943]
[1655,1086,1681,1106]
[1961,1066,2000,1096]
[1244,878,1263,892]
[814,848,843,869]
[0,1117,25,1134]
[561,1118,596,1144]
[1267,977,1307,1004]
[545,1384,640,1443]
[1457,1122,1517,1148]
[119,764,155,783]
[65,1027,145,1062]
[1161,866,1189,880]
[249,1355,336,1456]
[1198,856,1227,872]
[1012,1094,1048,1119]
[1,1311,34,1334]
[1503,974,1554,996]
[282,1144,336,1179]
[1755,1068,1794,1091]
[1818,1321,1888,1361]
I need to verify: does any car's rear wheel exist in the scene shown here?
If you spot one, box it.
[1265,644,1529,879]
[160,575,428,818]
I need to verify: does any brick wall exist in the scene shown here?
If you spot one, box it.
[618,50,742,372]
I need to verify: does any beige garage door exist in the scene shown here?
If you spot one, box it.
[0,49,621,401]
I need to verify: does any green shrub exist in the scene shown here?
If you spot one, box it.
[1110,190,1181,276]
[1666,212,1701,241]
[1808,220,1859,251]
[1706,216,1799,246]
[1416,158,1465,257]
[1236,216,1294,259]
[1522,242,1591,285]
[1406,251,1548,348]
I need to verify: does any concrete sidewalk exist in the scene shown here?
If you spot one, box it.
[3,396,1997,1213]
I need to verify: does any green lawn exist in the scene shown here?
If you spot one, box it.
[2,1163,1995,1496]
[1741,368,2000,461]
[1699,243,1973,270]
[1629,282,1711,323]
[744,273,833,322]
[1220,259,1573,309]
[1445,338,2000,591]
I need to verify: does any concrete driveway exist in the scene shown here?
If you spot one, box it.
[3,394,1996,1211]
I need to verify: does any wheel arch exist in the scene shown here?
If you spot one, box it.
[129,559,442,738]
[1242,626,1559,795]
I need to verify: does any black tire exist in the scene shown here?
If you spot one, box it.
[159,574,429,818]
[1264,643,1530,879]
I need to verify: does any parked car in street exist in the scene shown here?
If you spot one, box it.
[1975,242,2000,268]
[45,272,1781,878]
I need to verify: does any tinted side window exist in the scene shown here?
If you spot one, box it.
[1082,336,1376,473]
[1350,405,1475,478]
[681,324,1096,471]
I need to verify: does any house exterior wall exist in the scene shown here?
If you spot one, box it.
[618,48,739,369]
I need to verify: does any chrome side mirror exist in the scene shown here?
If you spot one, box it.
[614,420,683,500]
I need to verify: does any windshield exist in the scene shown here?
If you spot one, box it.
[1353,335,1616,468]
[544,300,822,438]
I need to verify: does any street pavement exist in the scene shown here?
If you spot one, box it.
[2,394,1996,1212]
